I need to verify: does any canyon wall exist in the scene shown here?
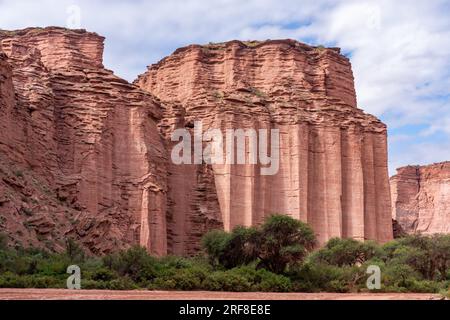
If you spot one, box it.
[0,29,393,255]
[391,162,450,235]
[136,40,393,253]
[0,28,168,254]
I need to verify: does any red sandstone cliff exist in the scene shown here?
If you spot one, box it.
[136,40,393,253]
[0,29,393,255]
[391,162,450,235]
[0,28,167,254]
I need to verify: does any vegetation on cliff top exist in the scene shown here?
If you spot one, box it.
[0,215,449,295]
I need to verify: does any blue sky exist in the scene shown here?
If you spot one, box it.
[1,0,449,175]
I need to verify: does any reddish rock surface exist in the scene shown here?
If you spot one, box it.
[0,28,393,255]
[391,162,450,235]
[136,40,393,252]
[0,28,167,254]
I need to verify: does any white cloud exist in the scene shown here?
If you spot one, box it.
[0,0,449,173]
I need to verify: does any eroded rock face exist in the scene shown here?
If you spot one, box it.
[391,162,450,235]
[136,40,393,251]
[0,30,393,255]
[0,28,168,254]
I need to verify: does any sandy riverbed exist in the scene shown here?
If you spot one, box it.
[0,289,445,300]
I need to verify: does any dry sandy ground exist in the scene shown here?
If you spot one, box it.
[0,289,445,300]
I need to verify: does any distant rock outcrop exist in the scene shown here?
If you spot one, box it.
[391,162,450,235]
[0,28,393,255]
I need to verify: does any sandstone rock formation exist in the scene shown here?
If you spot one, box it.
[0,28,393,255]
[0,28,167,254]
[136,40,393,253]
[391,162,450,235]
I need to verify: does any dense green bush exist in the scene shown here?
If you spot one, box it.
[0,272,65,289]
[202,270,252,292]
[218,266,292,292]
[91,268,117,282]
[151,266,208,290]
[202,215,316,273]
[82,277,137,290]
[252,270,292,292]
[255,215,316,273]
[310,238,382,267]
[202,227,259,269]
[382,235,450,281]
[289,262,365,293]
[103,246,159,283]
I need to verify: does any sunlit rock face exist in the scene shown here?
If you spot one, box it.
[391,162,450,235]
[0,29,393,255]
[136,39,393,253]
[0,27,168,255]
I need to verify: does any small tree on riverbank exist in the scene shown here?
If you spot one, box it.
[202,215,316,273]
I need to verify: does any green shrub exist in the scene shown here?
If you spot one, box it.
[91,268,117,282]
[254,270,292,292]
[103,246,159,282]
[287,262,340,292]
[290,262,364,293]
[0,272,29,288]
[82,277,137,290]
[384,235,450,281]
[0,233,8,250]
[152,267,206,291]
[82,279,109,290]
[151,278,178,290]
[202,271,252,292]
[0,272,64,289]
[107,277,137,290]
[221,266,292,292]
[65,239,85,263]
[202,235,218,262]
[311,238,382,267]
[79,257,103,274]
[255,215,316,273]
[202,227,258,269]
[406,280,443,293]
[382,263,420,288]
[36,255,70,276]
[202,214,316,273]
[158,255,192,268]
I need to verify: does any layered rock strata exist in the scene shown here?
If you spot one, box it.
[0,28,168,254]
[0,29,394,255]
[391,162,450,235]
[136,40,393,250]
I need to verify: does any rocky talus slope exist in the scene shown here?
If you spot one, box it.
[0,28,393,255]
[391,162,450,235]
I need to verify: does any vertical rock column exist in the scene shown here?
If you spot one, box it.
[135,39,394,252]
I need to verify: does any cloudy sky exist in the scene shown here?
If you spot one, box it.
[1,0,449,174]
